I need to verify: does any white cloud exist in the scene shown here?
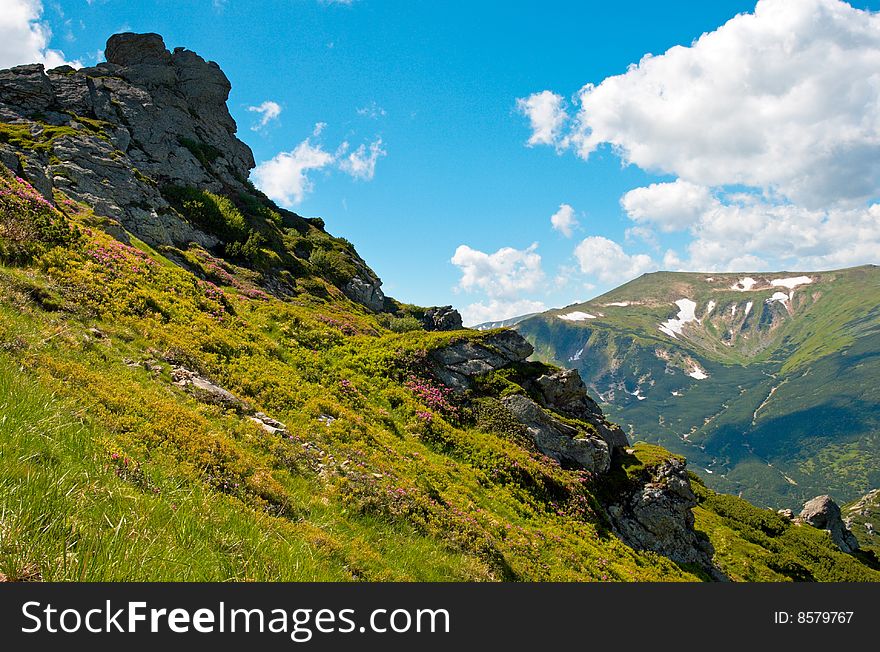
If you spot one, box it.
[252,125,385,205]
[251,130,335,206]
[621,180,716,232]
[677,200,880,272]
[451,243,544,299]
[573,236,656,284]
[0,0,79,69]
[516,90,568,147]
[339,138,386,180]
[550,203,579,238]
[356,101,386,119]
[459,299,547,328]
[522,0,880,276]
[559,0,880,209]
[247,100,282,131]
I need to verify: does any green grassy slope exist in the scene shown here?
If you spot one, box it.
[2,166,876,581]
[516,268,880,509]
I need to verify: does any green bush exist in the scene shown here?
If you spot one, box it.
[163,186,248,242]
[309,248,356,285]
[0,170,79,264]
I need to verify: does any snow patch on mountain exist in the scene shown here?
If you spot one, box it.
[731,277,757,291]
[771,276,812,289]
[766,291,791,305]
[658,298,699,339]
[558,311,596,321]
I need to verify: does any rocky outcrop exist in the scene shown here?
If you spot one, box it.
[0,33,252,249]
[0,32,391,312]
[501,394,610,473]
[533,369,629,451]
[429,330,533,390]
[606,456,718,572]
[799,495,860,553]
[421,306,463,331]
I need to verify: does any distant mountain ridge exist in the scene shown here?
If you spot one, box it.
[515,265,880,509]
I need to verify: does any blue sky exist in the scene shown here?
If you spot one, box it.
[7,0,880,324]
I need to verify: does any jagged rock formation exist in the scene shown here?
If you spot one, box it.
[532,369,629,451]
[429,330,534,390]
[0,32,386,311]
[0,33,251,247]
[606,456,718,572]
[421,306,463,332]
[799,495,860,553]
[501,393,611,473]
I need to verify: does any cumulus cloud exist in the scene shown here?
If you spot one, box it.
[252,125,385,206]
[248,100,282,131]
[522,0,880,278]
[451,243,544,299]
[573,236,656,284]
[516,91,568,147]
[675,200,880,272]
[459,299,547,328]
[621,180,716,232]
[0,0,79,69]
[251,132,335,206]
[339,138,386,180]
[562,0,880,209]
[550,203,579,238]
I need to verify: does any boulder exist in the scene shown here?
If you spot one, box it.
[429,330,533,390]
[421,306,463,331]
[106,33,172,66]
[501,394,610,473]
[533,368,629,451]
[605,456,719,573]
[799,495,860,553]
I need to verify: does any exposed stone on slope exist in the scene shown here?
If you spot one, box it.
[501,394,611,473]
[0,32,389,312]
[605,456,719,573]
[799,495,860,553]
[0,33,252,249]
[429,330,533,390]
[171,365,246,411]
[421,306,463,331]
[533,368,629,452]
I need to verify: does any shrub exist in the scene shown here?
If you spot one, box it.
[0,170,79,263]
[163,186,248,243]
[309,248,356,285]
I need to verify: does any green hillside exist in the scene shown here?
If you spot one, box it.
[516,268,880,509]
[1,34,876,583]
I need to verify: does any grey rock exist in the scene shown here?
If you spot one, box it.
[171,366,245,411]
[605,456,720,573]
[0,64,54,112]
[106,33,172,66]
[800,495,860,553]
[250,412,288,436]
[343,276,385,312]
[429,330,533,390]
[533,369,629,451]
[501,394,610,473]
[0,32,254,250]
[421,306,463,331]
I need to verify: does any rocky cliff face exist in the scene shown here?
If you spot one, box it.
[0,33,251,247]
[0,33,388,310]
